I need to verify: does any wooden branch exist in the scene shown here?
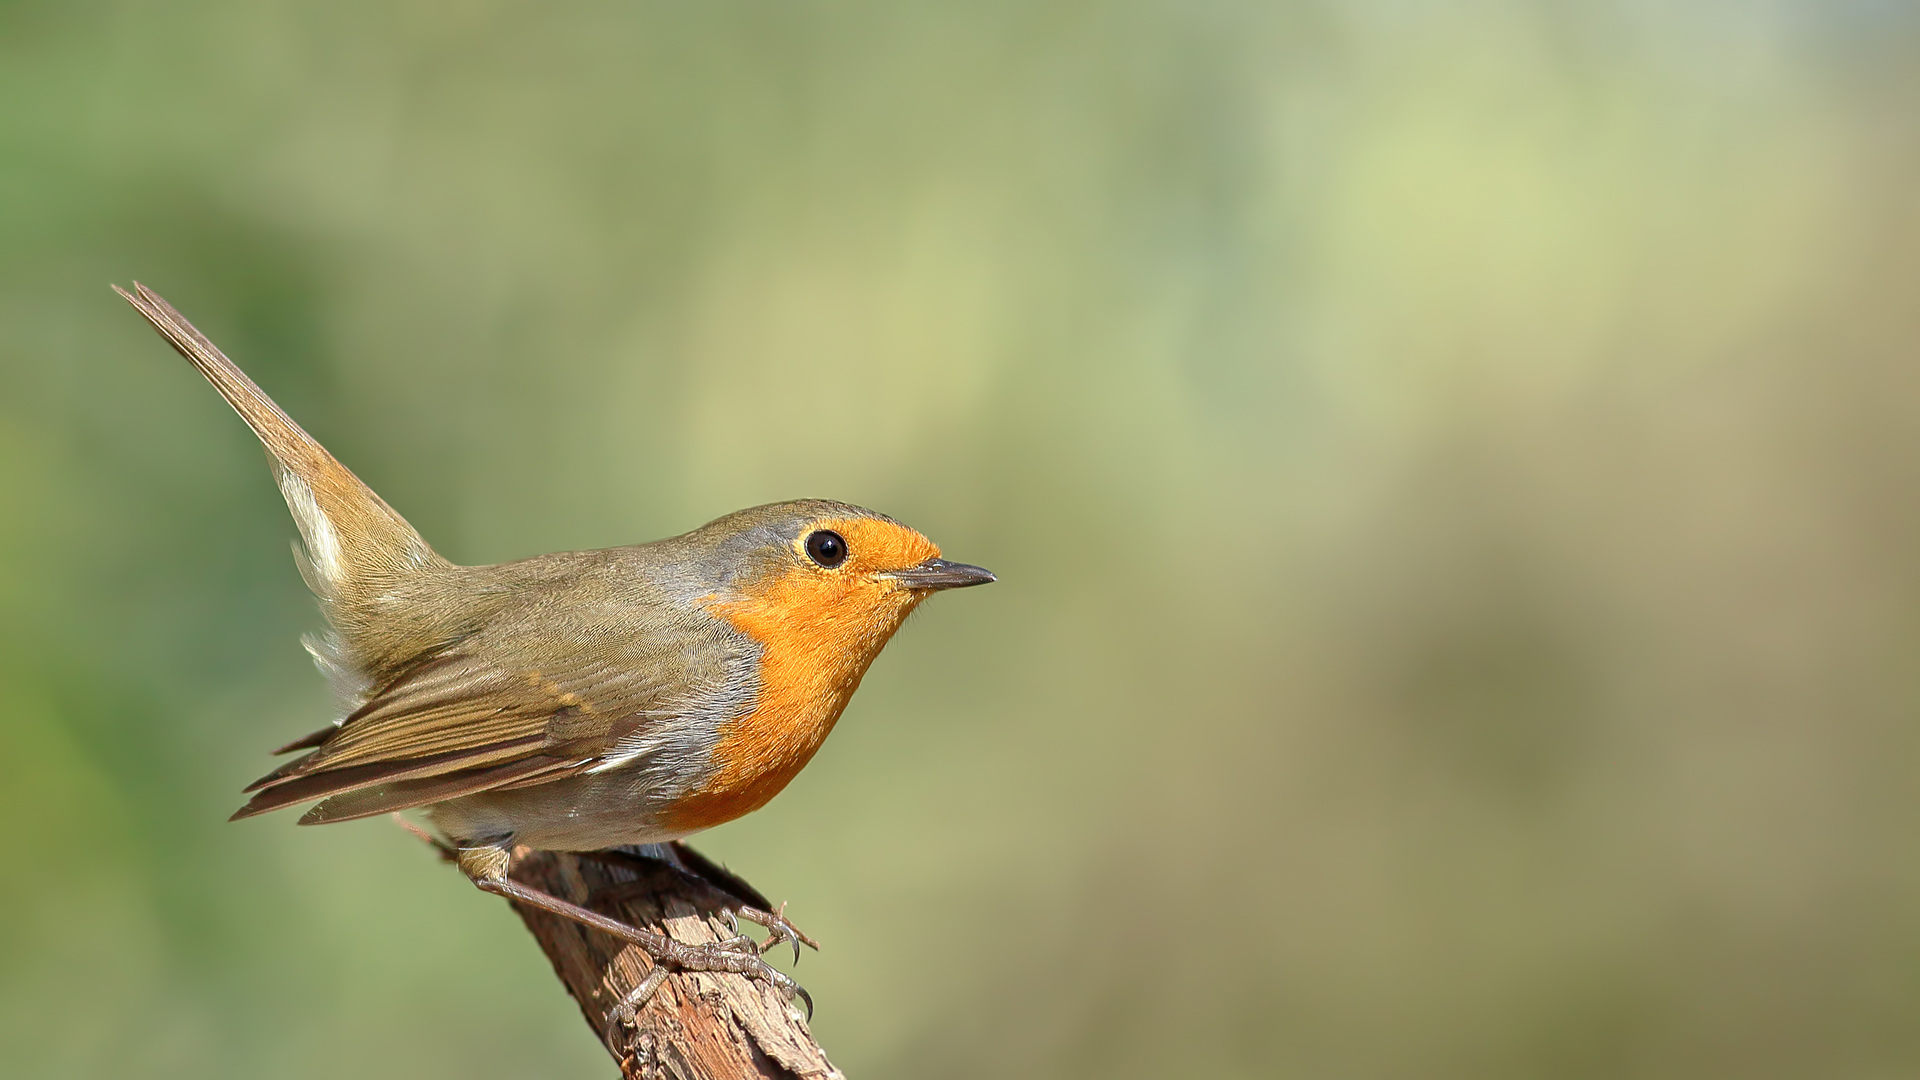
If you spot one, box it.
[502,844,843,1080]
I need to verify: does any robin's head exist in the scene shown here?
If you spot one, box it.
[651,501,992,831]
[686,500,993,640]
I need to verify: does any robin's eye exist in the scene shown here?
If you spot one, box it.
[805,530,848,568]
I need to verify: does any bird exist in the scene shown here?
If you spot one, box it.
[114,282,994,1013]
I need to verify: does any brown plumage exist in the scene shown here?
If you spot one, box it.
[117,282,994,1012]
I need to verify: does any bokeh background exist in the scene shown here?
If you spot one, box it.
[6,1,1920,1077]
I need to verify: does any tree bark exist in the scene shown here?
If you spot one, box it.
[502,843,843,1080]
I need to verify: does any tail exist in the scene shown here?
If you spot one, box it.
[115,283,450,687]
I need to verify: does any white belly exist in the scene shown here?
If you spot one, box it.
[423,769,703,851]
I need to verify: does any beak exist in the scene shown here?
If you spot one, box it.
[883,557,997,591]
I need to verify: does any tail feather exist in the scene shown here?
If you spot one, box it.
[114,282,441,597]
[117,283,454,695]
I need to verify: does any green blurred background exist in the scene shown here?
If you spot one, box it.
[5,1,1920,1077]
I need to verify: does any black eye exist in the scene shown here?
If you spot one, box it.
[805,529,848,568]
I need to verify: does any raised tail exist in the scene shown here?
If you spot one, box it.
[115,283,449,656]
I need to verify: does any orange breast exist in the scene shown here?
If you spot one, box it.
[663,524,935,832]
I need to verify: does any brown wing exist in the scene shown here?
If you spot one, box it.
[231,628,733,824]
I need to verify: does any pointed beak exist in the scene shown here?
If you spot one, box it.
[882,557,997,591]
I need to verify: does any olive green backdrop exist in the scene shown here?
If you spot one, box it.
[6,2,1920,1077]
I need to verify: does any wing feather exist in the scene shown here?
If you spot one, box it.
[229,567,757,825]
[230,735,549,819]
[294,756,586,825]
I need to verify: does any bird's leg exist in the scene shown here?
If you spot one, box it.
[581,843,820,963]
[581,848,760,955]
[455,841,812,1019]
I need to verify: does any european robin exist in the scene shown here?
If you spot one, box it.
[115,283,993,1012]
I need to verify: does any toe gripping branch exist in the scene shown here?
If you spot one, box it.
[400,823,836,1079]
[601,842,822,966]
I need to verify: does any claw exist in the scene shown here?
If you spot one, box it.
[664,936,814,1021]
[752,961,811,1019]
[733,900,818,967]
[760,901,801,965]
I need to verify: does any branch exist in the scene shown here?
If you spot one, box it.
[498,843,843,1080]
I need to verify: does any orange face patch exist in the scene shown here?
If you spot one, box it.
[663,517,941,831]
[804,516,941,578]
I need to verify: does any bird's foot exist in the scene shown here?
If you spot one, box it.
[720,900,820,965]
[665,932,810,1010]
[462,847,814,1025]
[604,927,811,1031]
[584,846,821,964]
